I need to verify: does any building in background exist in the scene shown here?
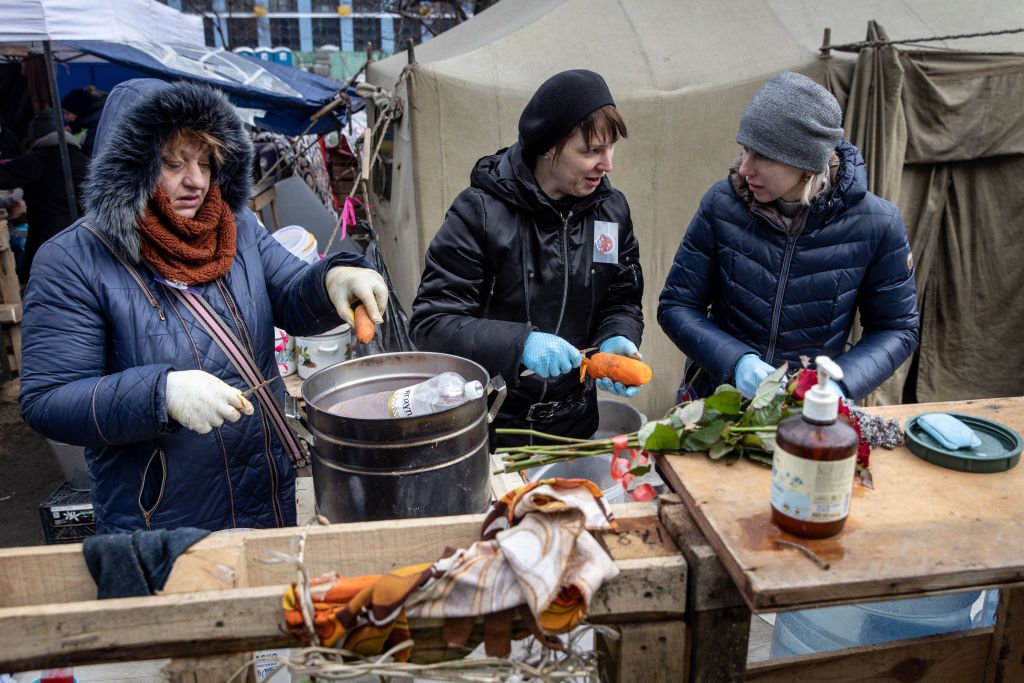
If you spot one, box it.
[161,1,497,79]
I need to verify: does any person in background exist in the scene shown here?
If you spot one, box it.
[658,72,919,403]
[20,79,389,534]
[0,112,19,160]
[410,70,644,444]
[0,107,89,281]
[61,86,106,155]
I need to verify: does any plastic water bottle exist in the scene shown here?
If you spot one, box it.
[387,372,484,418]
[328,372,483,419]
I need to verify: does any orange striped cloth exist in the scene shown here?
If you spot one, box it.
[282,477,619,659]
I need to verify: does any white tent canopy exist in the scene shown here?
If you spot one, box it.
[0,0,204,45]
[368,0,1024,418]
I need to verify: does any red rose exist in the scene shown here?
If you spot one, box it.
[793,368,818,401]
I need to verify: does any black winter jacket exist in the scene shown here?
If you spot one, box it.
[658,142,919,401]
[410,143,644,439]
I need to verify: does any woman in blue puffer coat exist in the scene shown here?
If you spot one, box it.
[19,79,388,534]
[658,72,919,402]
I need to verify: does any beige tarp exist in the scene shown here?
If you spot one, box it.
[368,0,1024,418]
[843,21,1024,403]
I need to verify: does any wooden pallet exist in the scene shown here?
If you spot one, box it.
[0,216,22,376]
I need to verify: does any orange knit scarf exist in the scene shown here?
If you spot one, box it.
[138,185,236,285]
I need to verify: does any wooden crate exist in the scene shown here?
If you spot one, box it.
[0,217,22,375]
[0,503,688,677]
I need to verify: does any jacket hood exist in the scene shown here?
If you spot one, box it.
[85,79,253,263]
[469,142,612,222]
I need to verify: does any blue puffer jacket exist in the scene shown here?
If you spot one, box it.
[19,80,365,533]
[658,142,919,401]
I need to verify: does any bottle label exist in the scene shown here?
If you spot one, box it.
[771,444,856,523]
[388,386,417,418]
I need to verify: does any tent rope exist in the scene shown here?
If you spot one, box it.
[322,66,411,251]
[827,26,1024,53]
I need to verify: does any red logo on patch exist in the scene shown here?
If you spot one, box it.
[596,233,615,255]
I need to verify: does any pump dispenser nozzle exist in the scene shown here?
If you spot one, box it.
[803,356,843,422]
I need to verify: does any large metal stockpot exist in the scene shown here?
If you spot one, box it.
[299,352,506,523]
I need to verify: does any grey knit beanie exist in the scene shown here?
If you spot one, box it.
[736,72,843,173]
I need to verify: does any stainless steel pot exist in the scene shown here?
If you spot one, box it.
[298,352,506,523]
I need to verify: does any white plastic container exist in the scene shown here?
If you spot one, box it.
[273,327,296,377]
[47,439,90,491]
[272,225,319,265]
[295,324,351,379]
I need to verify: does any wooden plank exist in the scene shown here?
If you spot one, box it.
[659,494,745,612]
[0,503,668,609]
[7,321,20,370]
[0,302,22,323]
[658,397,1024,611]
[0,552,685,671]
[688,606,750,683]
[0,221,19,308]
[596,621,687,683]
[985,586,1024,682]
[746,627,991,681]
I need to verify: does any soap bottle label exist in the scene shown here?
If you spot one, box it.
[771,445,856,523]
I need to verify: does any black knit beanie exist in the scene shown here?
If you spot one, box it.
[61,88,95,118]
[518,69,615,158]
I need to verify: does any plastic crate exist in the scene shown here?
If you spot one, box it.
[39,482,95,544]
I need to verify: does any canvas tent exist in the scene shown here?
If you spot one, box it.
[368,0,1024,419]
[0,0,205,44]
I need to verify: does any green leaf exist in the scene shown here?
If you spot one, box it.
[750,364,789,409]
[704,388,742,419]
[639,421,681,453]
[708,439,734,460]
[759,434,778,453]
[628,464,652,477]
[673,399,705,428]
[681,419,726,451]
[748,452,775,467]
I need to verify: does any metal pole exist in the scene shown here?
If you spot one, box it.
[43,41,79,223]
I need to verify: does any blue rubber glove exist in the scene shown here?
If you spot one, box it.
[734,354,774,399]
[828,378,846,399]
[918,413,982,450]
[596,378,639,398]
[521,332,582,379]
[599,335,642,360]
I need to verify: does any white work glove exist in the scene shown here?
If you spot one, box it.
[325,266,389,327]
[165,370,254,435]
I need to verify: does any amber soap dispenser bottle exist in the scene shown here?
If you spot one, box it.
[771,356,858,538]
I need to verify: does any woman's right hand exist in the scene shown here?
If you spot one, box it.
[521,332,583,378]
[166,370,254,434]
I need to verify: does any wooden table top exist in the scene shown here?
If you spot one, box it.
[657,396,1024,612]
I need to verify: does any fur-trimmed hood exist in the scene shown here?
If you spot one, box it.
[84,79,253,263]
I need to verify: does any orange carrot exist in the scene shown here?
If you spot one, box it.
[353,304,376,344]
[580,352,653,386]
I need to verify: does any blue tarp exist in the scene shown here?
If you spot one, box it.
[64,40,363,136]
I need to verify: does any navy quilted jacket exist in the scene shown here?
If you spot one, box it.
[658,142,919,401]
[19,80,364,533]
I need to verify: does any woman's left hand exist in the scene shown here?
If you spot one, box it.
[326,266,389,327]
[599,335,642,359]
[596,336,643,397]
[596,378,639,398]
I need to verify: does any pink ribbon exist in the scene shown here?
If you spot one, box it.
[610,435,655,502]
